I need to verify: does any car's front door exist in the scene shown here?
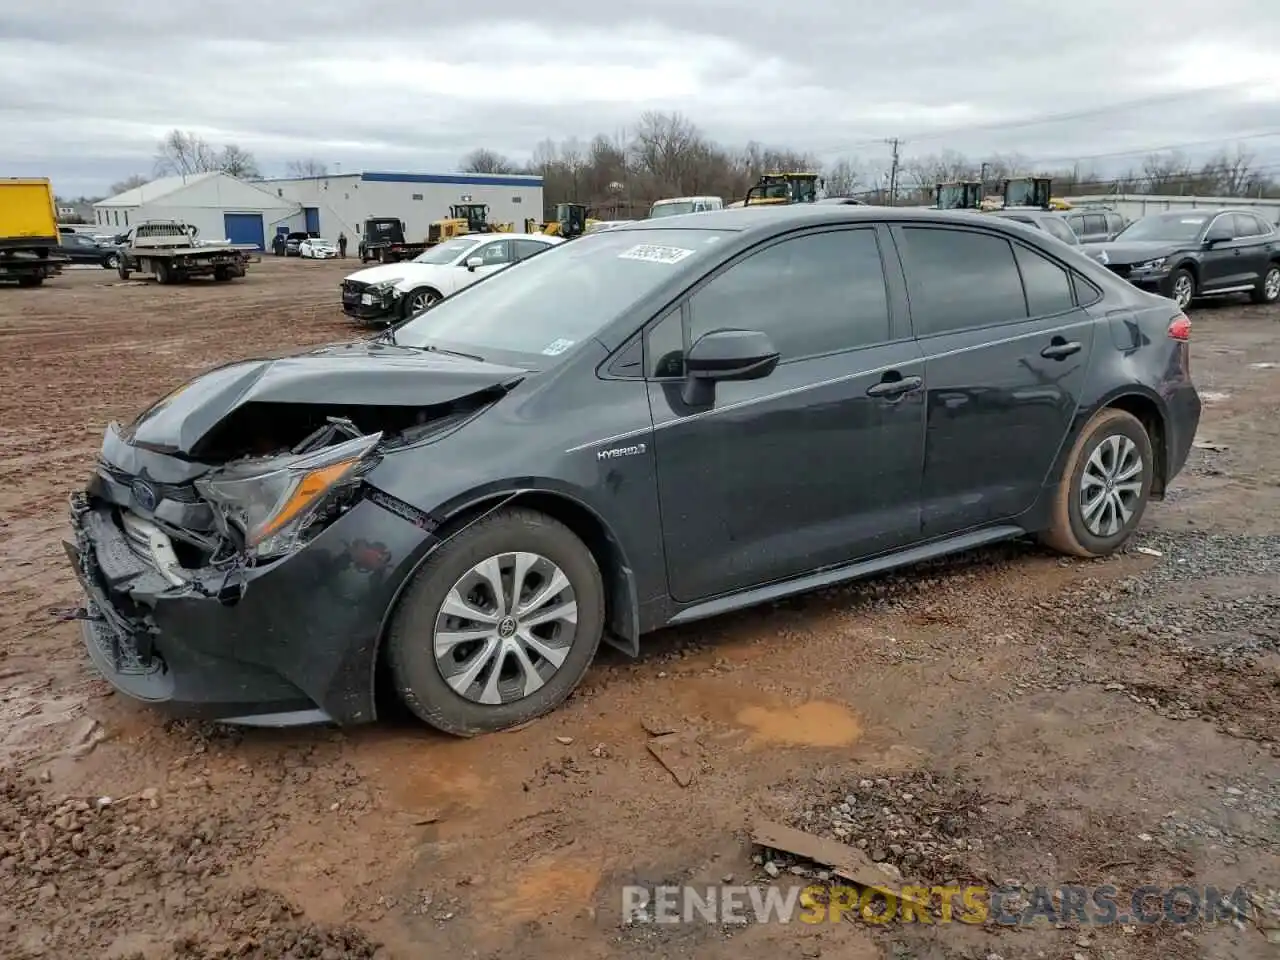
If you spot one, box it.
[460,239,514,285]
[647,225,926,603]
[1197,213,1241,291]
[890,224,1097,536]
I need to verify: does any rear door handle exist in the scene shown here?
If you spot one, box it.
[866,374,923,398]
[1041,340,1082,360]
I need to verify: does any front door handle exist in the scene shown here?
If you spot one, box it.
[1041,339,1082,360]
[866,374,923,398]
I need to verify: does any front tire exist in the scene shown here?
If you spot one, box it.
[386,508,605,736]
[1166,268,1195,310]
[103,253,120,270]
[1041,408,1153,558]
[1252,264,1280,305]
[402,287,441,317]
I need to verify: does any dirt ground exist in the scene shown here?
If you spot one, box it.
[1,258,1278,960]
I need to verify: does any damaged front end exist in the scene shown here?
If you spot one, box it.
[64,348,524,725]
[341,278,402,322]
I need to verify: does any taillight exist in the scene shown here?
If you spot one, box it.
[1168,313,1191,341]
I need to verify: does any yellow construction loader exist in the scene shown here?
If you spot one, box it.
[534,203,599,240]
[939,177,1072,212]
[727,172,824,208]
[425,203,513,245]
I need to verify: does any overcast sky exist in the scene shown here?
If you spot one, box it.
[3,0,1279,197]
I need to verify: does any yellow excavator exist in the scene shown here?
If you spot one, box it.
[426,203,513,245]
[937,177,1072,212]
[529,202,600,239]
[726,172,825,208]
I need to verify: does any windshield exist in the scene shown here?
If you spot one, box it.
[649,201,696,218]
[1115,213,1209,242]
[394,228,729,365]
[411,237,481,265]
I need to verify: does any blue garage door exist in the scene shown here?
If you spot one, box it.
[223,213,265,249]
[303,207,320,234]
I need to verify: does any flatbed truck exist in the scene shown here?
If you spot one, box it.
[116,221,257,283]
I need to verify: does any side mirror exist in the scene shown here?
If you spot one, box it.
[465,256,484,271]
[681,329,779,406]
[1204,226,1232,246]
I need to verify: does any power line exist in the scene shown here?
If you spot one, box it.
[810,80,1263,157]
[1023,130,1280,168]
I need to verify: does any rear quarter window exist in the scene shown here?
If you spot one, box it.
[1012,244,1075,317]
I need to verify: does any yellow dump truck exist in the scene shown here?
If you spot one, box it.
[0,178,67,287]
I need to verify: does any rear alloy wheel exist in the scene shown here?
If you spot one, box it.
[1252,264,1280,305]
[1041,408,1153,558]
[1167,268,1195,310]
[387,508,605,736]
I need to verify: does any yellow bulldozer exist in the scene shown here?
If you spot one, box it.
[936,177,1073,212]
[426,203,513,245]
[727,172,825,208]
[527,202,600,240]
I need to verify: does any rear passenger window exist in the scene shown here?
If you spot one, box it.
[898,227,1027,336]
[1013,244,1075,316]
[1043,218,1078,245]
[1083,214,1107,235]
[688,228,889,360]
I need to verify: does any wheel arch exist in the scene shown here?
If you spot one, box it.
[1094,389,1170,499]
[369,484,642,717]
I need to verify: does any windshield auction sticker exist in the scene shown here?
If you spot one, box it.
[618,244,696,264]
[541,338,576,356]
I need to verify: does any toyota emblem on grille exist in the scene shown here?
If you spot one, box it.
[131,479,158,511]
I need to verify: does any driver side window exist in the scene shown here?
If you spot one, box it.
[472,240,512,266]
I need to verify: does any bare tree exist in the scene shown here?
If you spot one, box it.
[1200,146,1258,196]
[630,111,706,196]
[218,144,260,179]
[459,148,517,174]
[1140,151,1194,194]
[109,174,151,196]
[824,158,862,197]
[153,130,219,176]
[285,158,329,178]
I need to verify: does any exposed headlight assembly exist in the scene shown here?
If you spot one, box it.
[1137,257,1168,271]
[196,432,382,560]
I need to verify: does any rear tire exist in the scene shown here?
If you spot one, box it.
[386,507,605,737]
[117,258,131,280]
[16,275,43,287]
[213,266,233,282]
[1041,408,1153,558]
[1252,264,1280,305]
[153,259,171,285]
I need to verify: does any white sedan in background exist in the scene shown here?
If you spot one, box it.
[340,232,563,322]
[299,237,339,259]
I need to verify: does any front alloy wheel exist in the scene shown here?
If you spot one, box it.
[434,552,577,704]
[407,288,441,314]
[1169,269,1195,310]
[386,507,605,736]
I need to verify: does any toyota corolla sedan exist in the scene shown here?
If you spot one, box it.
[65,206,1201,736]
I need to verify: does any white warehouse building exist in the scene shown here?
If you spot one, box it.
[256,171,545,247]
[92,172,300,249]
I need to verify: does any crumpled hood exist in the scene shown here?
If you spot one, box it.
[120,339,526,456]
[1080,240,1186,264]
[344,263,448,288]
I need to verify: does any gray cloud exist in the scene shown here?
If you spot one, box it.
[3,0,1278,197]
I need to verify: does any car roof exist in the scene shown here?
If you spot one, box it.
[652,196,720,204]
[611,204,1052,237]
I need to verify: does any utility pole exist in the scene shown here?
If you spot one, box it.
[885,138,902,206]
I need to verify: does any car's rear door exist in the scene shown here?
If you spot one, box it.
[888,223,1098,536]
[648,225,926,603]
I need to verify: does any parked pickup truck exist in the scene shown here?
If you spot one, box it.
[0,178,70,287]
[357,217,428,264]
[115,221,256,283]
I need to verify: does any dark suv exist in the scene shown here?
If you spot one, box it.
[65,207,1202,736]
[1081,209,1280,310]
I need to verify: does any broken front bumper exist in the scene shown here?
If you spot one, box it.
[63,490,433,726]
[341,282,400,322]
